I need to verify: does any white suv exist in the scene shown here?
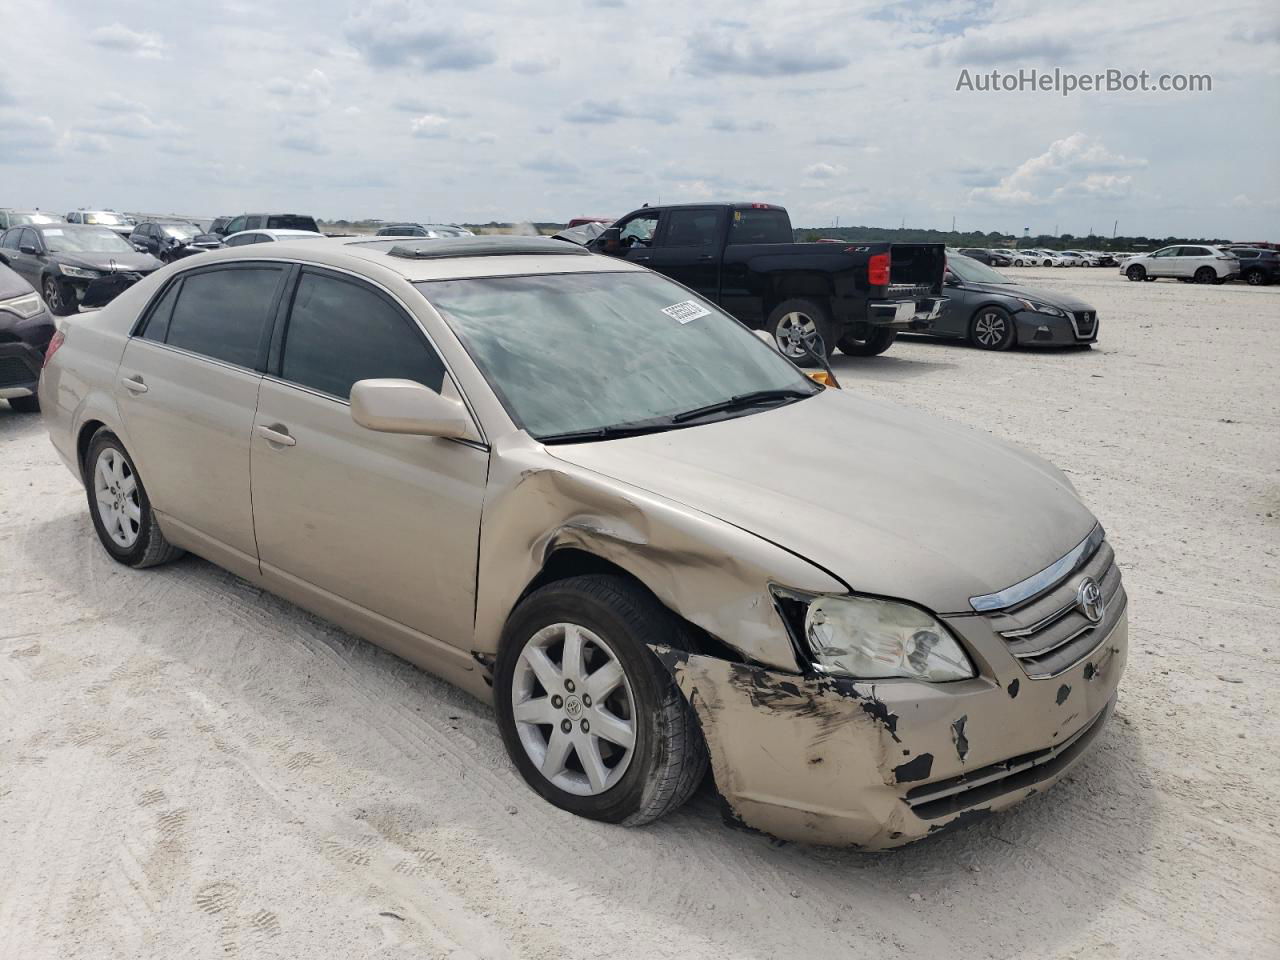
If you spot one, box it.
[1122,245,1241,284]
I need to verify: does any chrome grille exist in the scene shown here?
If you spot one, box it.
[985,539,1126,679]
[1072,310,1096,338]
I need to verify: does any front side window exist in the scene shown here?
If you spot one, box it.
[279,271,445,399]
[1152,247,1178,258]
[420,271,817,440]
[618,213,659,247]
[164,266,283,368]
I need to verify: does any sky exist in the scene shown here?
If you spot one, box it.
[1,0,1277,236]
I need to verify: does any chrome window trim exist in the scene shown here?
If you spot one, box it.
[969,524,1104,613]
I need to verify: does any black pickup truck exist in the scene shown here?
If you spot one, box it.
[588,203,946,359]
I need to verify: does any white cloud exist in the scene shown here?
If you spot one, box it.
[409,114,450,138]
[89,23,165,59]
[970,134,1146,207]
[804,162,847,181]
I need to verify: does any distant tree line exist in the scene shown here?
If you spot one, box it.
[793,225,1237,251]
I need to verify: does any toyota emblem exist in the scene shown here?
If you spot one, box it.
[1076,577,1105,624]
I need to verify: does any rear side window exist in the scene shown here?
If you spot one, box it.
[661,209,720,248]
[279,270,445,399]
[138,281,182,342]
[165,266,283,368]
[728,209,792,245]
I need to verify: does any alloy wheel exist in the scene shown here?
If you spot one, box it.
[774,311,818,359]
[511,622,637,796]
[94,448,141,548]
[974,311,1007,347]
[43,277,62,313]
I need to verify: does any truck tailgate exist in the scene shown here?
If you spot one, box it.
[889,244,946,293]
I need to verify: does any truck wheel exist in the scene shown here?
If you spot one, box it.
[765,299,833,367]
[838,328,896,357]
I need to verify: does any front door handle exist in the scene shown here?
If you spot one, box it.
[121,376,148,394]
[256,424,296,447]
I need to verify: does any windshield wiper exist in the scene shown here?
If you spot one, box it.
[670,388,815,424]
[538,420,681,445]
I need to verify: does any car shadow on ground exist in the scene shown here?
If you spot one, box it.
[19,505,1158,960]
[826,351,959,382]
[0,403,45,438]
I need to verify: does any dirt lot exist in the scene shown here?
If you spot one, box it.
[1,267,1276,959]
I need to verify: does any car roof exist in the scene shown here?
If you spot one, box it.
[188,234,647,282]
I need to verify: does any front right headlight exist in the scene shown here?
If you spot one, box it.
[803,595,975,682]
[0,292,45,319]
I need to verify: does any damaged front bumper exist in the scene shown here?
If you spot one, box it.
[653,610,1127,849]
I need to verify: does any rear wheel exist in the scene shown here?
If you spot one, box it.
[1245,269,1268,286]
[765,298,834,367]
[969,306,1016,350]
[495,575,707,827]
[7,394,39,413]
[1126,265,1146,281]
[1194,267,1216,284]
[838,328,896,357]
[84,429,184,568]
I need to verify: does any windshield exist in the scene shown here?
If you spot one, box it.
[82,212,126,226]
[949,254,1013,284]
[419,271,818,440]
[39,226,134,253]
[266,215,319,231]
[12,212,61,226]
[160,223,199,238]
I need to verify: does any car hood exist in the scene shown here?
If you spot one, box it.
[56,251,162,273]
[0,263,35,300]
[962,280,1095,311]
[547,389,1097,615]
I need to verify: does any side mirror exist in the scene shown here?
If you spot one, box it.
[350,378,471,438]
[753,328,779,351]
[592,226,622,253]
[20,244,38,256]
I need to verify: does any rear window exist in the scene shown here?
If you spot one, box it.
[267,215,320,232]
[727,209,792,245]
[165,266,284,368]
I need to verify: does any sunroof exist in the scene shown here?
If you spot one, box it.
[386,236,590,260]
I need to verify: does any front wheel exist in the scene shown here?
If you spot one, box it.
[1126,265,1146,281]
[495,576,707,827]
[84,429,184,568]
[42,276,74,316]
[969,306,1016,350]
[838,327,896,357]
[1194,267,1216,284]
[765,298,834,367]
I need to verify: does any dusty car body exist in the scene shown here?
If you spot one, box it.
[40,236,1127,848]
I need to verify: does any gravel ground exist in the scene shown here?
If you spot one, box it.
[1,267,1276,959]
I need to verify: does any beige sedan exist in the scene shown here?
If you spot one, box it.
[39,236,1127,847]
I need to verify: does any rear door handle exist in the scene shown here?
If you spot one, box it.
[256,424,296,447]
[121,376,148,394]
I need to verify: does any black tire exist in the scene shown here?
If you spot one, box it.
[838,327,896,357]
[1126,265,1146,281]
[494,575,707,828]
[7,394,39,413]
[1245,269,1268,286]
[83,428,184,568]
[764,298,834,368]
[42,275,74,316]
[969,305,1016,350]
[1194,266,1216,284]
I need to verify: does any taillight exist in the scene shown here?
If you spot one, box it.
[43,330,65,368]
[868,252,891,286]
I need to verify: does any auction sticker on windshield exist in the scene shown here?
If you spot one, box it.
[662,300,712,324]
